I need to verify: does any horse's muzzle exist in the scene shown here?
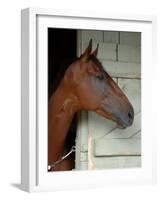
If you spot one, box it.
[116,106,134,129]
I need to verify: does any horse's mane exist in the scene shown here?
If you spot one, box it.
[51,57,78,94]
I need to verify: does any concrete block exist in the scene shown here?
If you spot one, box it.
[104,31,119,43]
[118,44,141,63]
[93,156,141,169]
[120,32,141,46]
[101,60,141,78]
[94,138,141,157]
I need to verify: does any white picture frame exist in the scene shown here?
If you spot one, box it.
[21,8,157,192]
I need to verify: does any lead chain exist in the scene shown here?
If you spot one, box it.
[48,145,76,171]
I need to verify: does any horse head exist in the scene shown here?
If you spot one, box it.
[63,39,134,128]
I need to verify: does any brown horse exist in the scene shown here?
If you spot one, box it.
[48,39,134,171]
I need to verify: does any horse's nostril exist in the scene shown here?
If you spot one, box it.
[128,111,133,119]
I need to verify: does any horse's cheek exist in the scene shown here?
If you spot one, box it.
[75,79,100,109]
[79,90,100,110]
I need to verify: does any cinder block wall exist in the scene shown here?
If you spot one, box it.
[76,30,141,170]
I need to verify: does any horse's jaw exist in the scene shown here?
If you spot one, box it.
[95,108,131,129]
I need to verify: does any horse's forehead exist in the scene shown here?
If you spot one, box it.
[69,58,105,77]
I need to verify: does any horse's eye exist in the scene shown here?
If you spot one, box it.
[96,74,104,80]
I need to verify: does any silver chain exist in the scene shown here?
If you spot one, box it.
[48,145,76,171]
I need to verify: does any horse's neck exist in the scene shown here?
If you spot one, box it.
[48,83,79,165]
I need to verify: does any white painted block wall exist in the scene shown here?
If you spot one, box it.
[76,30,141,170]
[118,44,141,63]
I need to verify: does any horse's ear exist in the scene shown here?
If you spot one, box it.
[92,43,99,57]
[80,39,92,61]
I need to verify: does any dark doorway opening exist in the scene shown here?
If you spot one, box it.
[48,28,77,97]
[48,28,77,170]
